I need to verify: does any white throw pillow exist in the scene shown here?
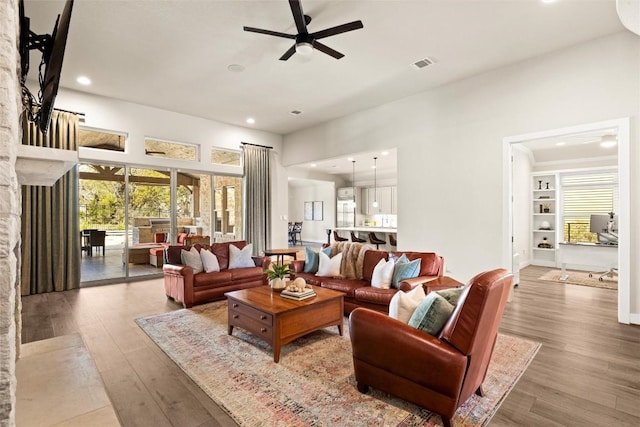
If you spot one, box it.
[228,244,255,269]
[181,247,204,274]
[200,249,220,273]
[371,258,395,289]
[388,285,426,324]
[316,251,343,277]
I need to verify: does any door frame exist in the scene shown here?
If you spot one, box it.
[502,117,630,324]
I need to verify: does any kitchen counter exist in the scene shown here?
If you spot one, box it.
[334,226,397,234]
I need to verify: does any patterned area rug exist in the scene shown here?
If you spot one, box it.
[538,269,617,290]
[136,301,540,427]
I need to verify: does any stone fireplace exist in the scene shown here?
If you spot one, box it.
[1,0,22,424]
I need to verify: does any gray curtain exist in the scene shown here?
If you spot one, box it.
[242,144,271,256]
[21,111,80,295]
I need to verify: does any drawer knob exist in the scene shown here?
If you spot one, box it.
[232,303,238,308]
[261,328,267,333]
[233,314,239,319]
[261,315,267,320]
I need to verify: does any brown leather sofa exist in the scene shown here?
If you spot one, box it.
[349,268,513,427]
[162,241,269,308]
[290,249,445,314]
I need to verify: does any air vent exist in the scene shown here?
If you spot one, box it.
[290,110,303,115]
[410,57,436,70]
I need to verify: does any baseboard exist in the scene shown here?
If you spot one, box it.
[628,312,640,325]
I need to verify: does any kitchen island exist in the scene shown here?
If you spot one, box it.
[333,227,397,248]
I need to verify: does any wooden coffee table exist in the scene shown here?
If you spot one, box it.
[225,285,344,363]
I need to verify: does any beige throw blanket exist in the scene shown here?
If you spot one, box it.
[328,242,368,279]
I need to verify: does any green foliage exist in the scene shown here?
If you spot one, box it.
[265,264,292,280]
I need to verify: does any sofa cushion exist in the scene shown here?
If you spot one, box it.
[294,272,323,286]
[391,255,421,289]
[200,248,220,273]
[371,258,395,289]
[229,266,264,281]
[436,287,465,306]
[354,287,397,306]
[388,285,426,323]
[408,292,454,336]
[390,251,441,276]
[304,246,331,273]
[229,243,254,268]
[321,278,368,298]
[362,250,389,282]
[193,270,233,287]
[211,241,247,270]
[181,247,203,274]
[317,251,342,277]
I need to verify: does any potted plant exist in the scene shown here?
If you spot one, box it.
[265,263,292,290]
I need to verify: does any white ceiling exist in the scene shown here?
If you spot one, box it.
[24,0,625,137]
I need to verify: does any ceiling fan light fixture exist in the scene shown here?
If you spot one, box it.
[295,42,314,55]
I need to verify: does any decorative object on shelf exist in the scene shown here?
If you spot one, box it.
[542,204,551,213]
[539,204,543,214]
[538,237,553,249]
[266,263,292,290]
[538,195,550,199]
[545,182,550,190]
[538,180,542,190]
[539,221,552,230]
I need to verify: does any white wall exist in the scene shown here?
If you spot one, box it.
[53,89,288,250]
[288,181,335,244]
[512,145,533,266]
[282,32,640,319]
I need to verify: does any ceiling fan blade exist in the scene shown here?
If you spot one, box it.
[243,26,295,39]
[279,44,297,61]
[310,20,364,40]
[289,0,308,34]
[313,41,344,59]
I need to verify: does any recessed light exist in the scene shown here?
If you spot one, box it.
[555,142,566,146]
[310,163,317,168]
[381,151,389,156]
[600,141,617,148]
[76,76,91,85]
[228,64,245,72]
[541,0,557,4]
[347,157,354,161]
[246,118,255,124]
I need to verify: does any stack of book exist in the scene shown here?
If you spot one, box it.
[281,288,316,301]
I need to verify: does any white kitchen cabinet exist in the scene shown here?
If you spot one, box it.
[361,186,395,215]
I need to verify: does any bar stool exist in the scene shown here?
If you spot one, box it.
[351,231,366,243]
[368,232,386,250]
[389,234,397,246]
[333,230,348,242]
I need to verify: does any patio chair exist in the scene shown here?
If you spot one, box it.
[90,230,106,256]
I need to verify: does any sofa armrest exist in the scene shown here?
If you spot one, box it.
[349,308,466,398]
[252,256,271,269]
[162,263,195,308]
[162,264,188,275]
[398,275,440,291]
[289,260,306,273]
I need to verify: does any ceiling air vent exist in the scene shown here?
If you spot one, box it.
[290,110,303,115]
[410,57,436,70]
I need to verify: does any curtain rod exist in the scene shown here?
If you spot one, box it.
[241,142,273,149]
[55,107,85,117]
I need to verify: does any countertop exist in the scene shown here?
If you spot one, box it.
[334,226,397,233]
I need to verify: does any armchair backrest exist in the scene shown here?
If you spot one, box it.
[438,268,512,403]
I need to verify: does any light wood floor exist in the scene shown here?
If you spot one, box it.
[21,265,640,426]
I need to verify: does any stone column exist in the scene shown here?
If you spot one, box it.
[0,0,21,425]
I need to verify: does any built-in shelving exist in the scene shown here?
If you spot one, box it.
[531,173,558,267]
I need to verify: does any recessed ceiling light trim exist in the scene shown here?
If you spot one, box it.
[76,76,91,85]
[246,117,255,124]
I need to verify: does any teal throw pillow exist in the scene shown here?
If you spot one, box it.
[391,257,421,289]
[436,287,465,306]
[303,246,331,273]
[408,292,454,336]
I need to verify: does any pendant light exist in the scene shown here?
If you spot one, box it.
[372,157,378,208]
[351,160,356,206]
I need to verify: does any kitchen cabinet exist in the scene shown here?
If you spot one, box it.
[361,186,396,215]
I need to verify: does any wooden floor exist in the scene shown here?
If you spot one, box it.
[21,265,640,426]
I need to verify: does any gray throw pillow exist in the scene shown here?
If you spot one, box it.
[436,287,465,306]
[408,292,454,336]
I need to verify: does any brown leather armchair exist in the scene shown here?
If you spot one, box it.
[349,268,512,427]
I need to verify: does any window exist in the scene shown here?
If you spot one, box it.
[213,176,243,238]
[145,138,198,161]
[211,149,241,166]
[561,171,618,243]
[79,128,126,151]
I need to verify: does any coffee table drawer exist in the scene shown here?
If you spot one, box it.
[229,301,273,326]
[230,313,273,340]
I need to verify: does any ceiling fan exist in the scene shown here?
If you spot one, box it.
[243,0,363,60]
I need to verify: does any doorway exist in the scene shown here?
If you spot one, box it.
[503,118,630,324]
